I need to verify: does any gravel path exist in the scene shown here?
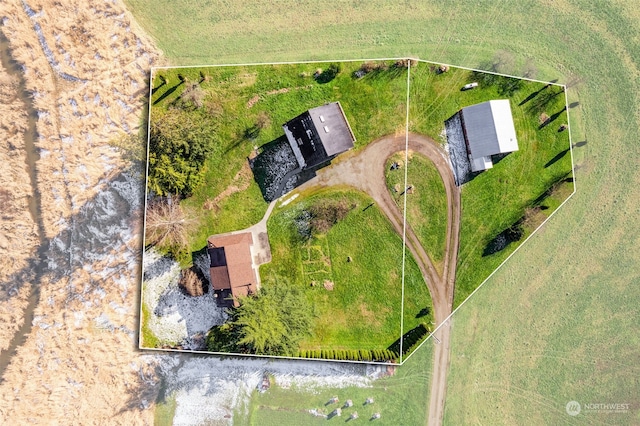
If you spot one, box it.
[297,132,460,426]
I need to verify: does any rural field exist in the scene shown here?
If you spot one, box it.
[124,0,640,423]
[0,0,637,424]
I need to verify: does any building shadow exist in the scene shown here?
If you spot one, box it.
[249,135,301,202]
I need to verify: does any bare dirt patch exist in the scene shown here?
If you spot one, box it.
[323,280,335,291]
[203,161,252,210]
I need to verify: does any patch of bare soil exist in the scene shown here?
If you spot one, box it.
[0,0,162,423]
[203,162,252,210]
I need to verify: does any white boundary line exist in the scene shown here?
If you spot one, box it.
[414,58,566,87]
[137,67,155,350]
[150,57,410,71]
[139,57,577,366]
[399,60,412,362]
[565,85,578,194]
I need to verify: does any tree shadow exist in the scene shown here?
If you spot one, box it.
[531,171,574,206]
[482,221,524,257]
[151,81,166,95]
[528,86,565,114]
[519,84,550,106]
[0,168,146,386]
[573,140,587,148]
[315,64,341,84]
[539,106,567,129]
[569,101,580,108]
[152,81,184,105]
[387,323,428,357]
[544,148,570,168]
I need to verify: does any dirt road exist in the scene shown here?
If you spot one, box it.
[298,132,460,426]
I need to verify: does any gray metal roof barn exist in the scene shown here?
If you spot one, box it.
[459,99,519,172]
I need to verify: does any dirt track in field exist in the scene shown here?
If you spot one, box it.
[297,132,460,426]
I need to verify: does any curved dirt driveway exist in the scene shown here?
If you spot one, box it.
[297,132,460,426]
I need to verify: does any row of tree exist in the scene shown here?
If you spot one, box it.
[298,348,399,362]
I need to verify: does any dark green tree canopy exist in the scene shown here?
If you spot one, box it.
[147,109,216,197]
[207,278,313,356]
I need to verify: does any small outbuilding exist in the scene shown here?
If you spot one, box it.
[283,102,356,170]
[207,232,258,307]
[459,99,519,172]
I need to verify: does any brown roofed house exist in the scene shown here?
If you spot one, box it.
[207,232,258,307]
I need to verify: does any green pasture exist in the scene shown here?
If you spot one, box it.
[242,339,434,425]
[385,152,448,273]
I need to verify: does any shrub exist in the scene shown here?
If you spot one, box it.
[145,196,194,250]
[178,267,206,296]
[176,82,205,109]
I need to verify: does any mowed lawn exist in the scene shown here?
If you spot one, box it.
[240,339,434,425]
[148,61,408,264]
[259,188,433,352]
[127,0,640,424]
[385,152,448,273]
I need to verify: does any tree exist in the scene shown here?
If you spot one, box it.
[147,109,216,197]
[208,277,314,356]
[174,82,205,110]
[144,196,194,249]
[109,132,147,167]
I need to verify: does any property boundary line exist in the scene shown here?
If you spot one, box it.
[140,57,576,366]
[399,59,412,363]
[137,65,156,350]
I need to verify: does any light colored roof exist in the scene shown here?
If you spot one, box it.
[470,155,494,172]
[461,99,518,159]
[207,232,257,303]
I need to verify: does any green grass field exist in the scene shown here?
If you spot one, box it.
[260,188,433,353]
[242,340,434,425]
[385,152,448,273]
[127,0,640,424]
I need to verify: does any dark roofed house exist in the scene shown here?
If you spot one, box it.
[207,232,258,307]
[459,99,519,172]
[283,102,356,170]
